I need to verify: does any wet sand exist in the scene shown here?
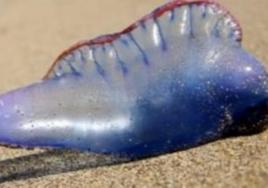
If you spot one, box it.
[0,0,267,187]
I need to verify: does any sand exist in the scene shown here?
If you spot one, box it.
[0,0,267,187]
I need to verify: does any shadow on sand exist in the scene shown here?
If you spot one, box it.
[0,150,130,184]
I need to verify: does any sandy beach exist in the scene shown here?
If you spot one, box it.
[0,0,267,187]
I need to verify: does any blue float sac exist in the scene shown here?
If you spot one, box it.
[0,1,267,158]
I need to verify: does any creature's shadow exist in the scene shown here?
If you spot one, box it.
[0,150,130,184]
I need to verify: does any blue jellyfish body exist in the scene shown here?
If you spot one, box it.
[0,1,267,158]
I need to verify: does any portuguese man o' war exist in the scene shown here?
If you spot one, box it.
[0,0,267,158]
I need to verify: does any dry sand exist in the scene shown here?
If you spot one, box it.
[0,0,267,187]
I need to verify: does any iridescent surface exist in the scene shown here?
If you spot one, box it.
[0,1,267,158]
